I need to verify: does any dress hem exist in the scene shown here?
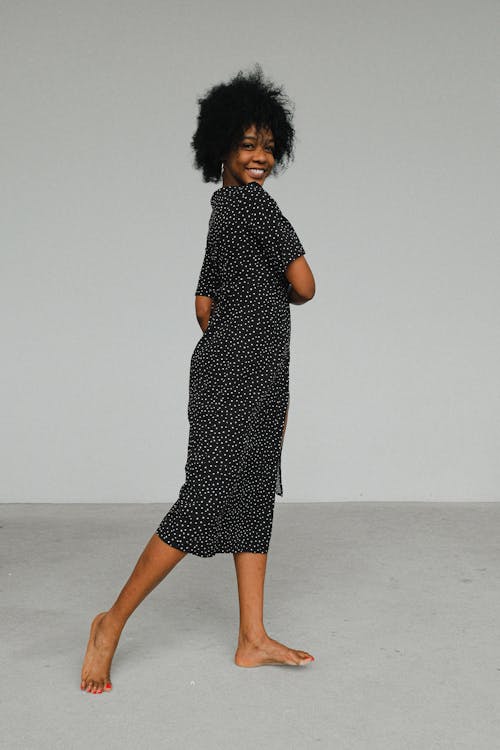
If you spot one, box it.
[155,530,270,558]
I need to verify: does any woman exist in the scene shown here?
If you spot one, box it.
[81,64,316,694]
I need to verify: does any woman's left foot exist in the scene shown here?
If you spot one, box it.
[235,634,315,668]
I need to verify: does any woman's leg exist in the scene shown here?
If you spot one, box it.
[232,552,315,667]
[81,533,187,693]
[280,402,289,446]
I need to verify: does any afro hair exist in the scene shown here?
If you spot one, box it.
[191,63,296,184]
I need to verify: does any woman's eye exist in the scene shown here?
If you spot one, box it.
[241,142,274,153]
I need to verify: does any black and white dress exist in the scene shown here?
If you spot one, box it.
[156,180,306,557]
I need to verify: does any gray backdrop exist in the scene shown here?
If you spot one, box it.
[1,0,498,502]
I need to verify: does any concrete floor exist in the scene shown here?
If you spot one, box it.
[1,502,499,750]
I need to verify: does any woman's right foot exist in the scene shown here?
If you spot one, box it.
[234,634,315,668]
[80,611,123,693]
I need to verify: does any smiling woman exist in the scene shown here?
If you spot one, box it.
[190,62,296,184]
[80,63,316,696]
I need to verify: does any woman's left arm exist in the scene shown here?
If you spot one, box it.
[248,186,315,303]
[286,256,316,304]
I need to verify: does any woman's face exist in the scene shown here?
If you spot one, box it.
[222,124,275,187]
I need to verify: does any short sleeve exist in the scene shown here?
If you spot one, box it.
[195,244,220,300]
[248,185,306,275]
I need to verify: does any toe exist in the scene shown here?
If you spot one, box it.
[301,656,314,665]
[298,651,314,660]
[104,680,112,691]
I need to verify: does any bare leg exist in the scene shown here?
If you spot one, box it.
[280,402,289,447]
[80,533,187,693]
[232,552,314,667]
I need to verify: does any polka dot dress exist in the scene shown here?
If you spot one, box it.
[156,180,306,557]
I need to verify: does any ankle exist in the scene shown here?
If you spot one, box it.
[104,608,127,632]
[238,627,267,646]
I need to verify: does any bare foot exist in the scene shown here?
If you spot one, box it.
[235,635,315,668]
[80,611,123,693]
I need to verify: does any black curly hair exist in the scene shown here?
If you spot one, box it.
[191,63,296,184]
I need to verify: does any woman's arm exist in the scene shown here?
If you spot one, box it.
[287,285,311,305]
[285,256,316,305]
[195,294,215,332]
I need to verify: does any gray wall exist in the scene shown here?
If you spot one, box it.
[2,0,498,502]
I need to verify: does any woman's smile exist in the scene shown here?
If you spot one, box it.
[247,167,266,178]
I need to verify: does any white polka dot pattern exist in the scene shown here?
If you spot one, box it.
[156,181,306,557]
